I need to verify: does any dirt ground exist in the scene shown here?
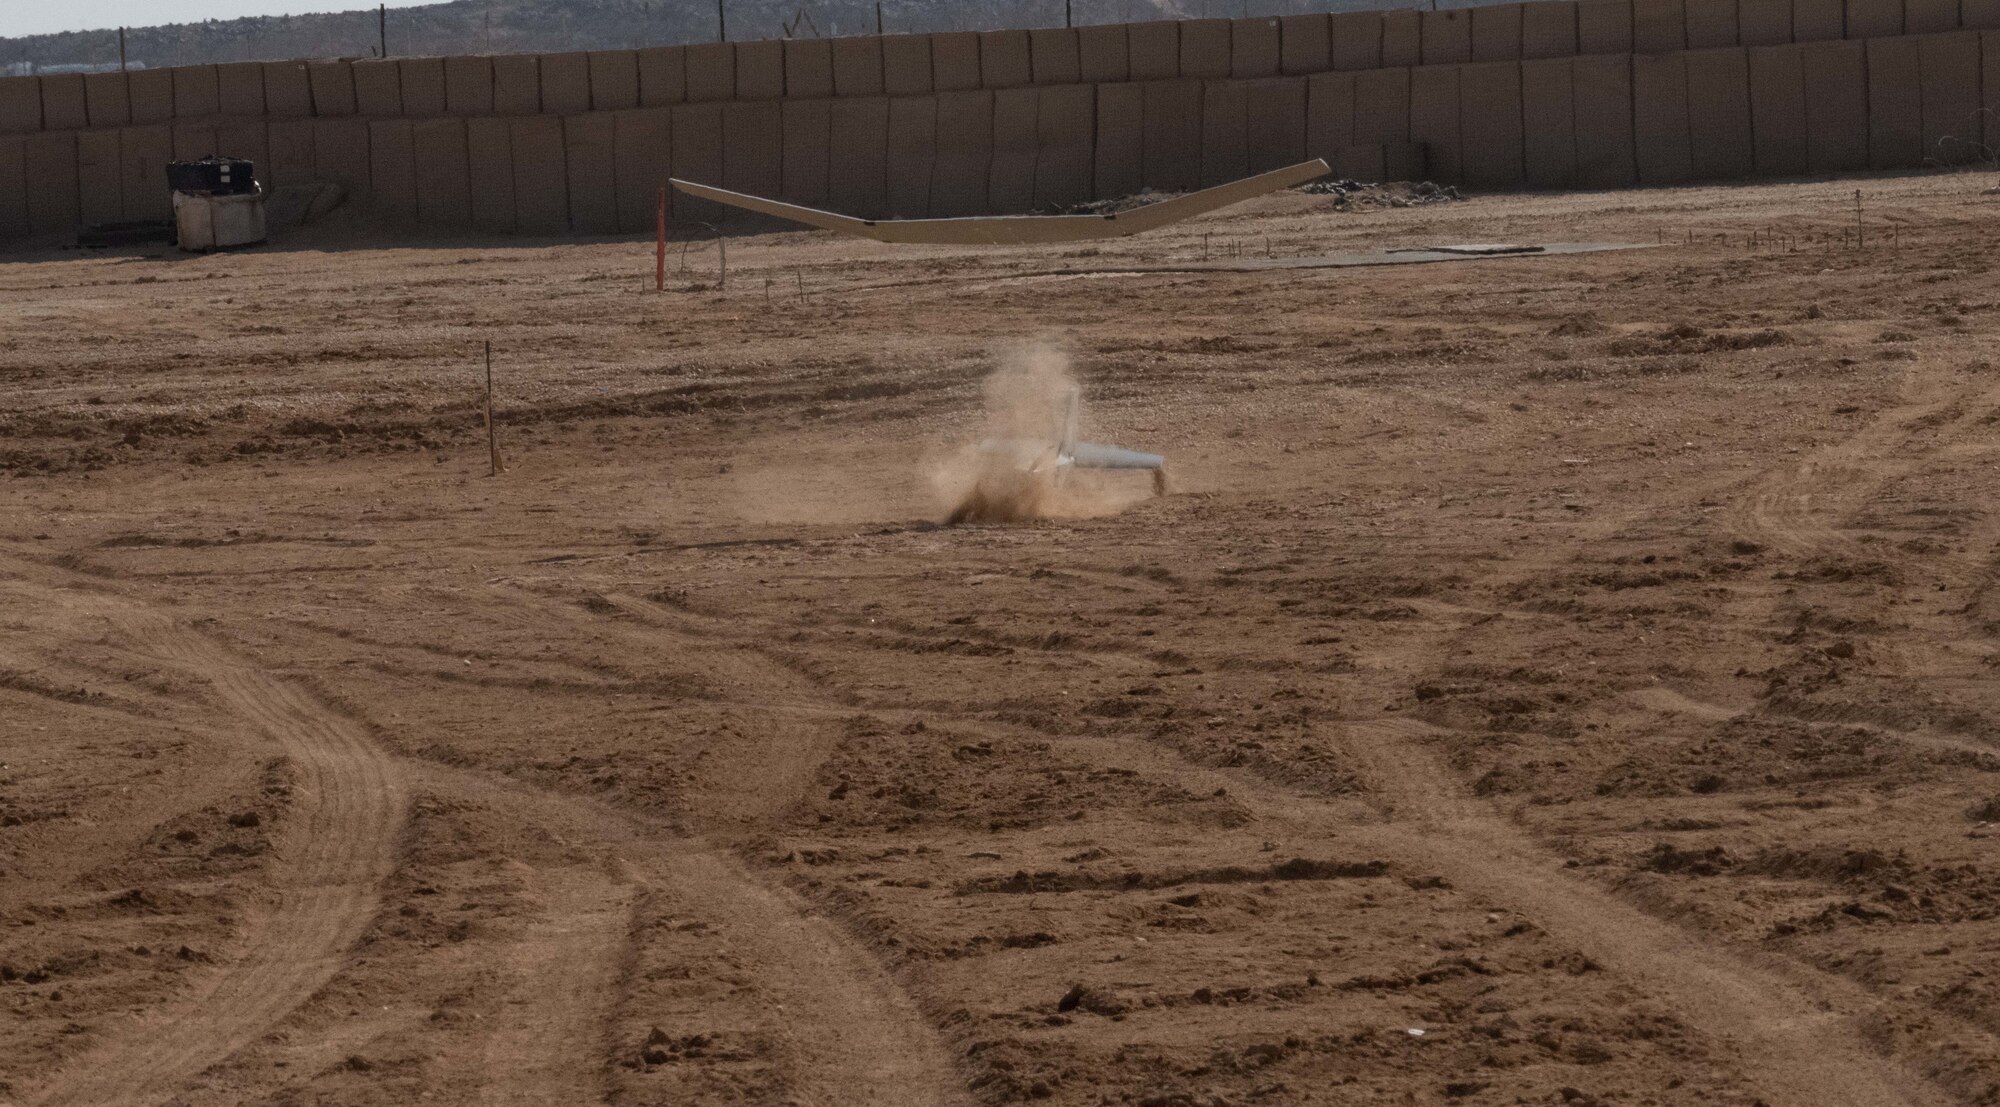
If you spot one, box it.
[4,170,2000,1107]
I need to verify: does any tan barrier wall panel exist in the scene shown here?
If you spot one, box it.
[307,60,356,117]
[1919,31,1983,162]
[933,32,982,89]
[781,99,831,206]
[1129,21,1181,79]
[1847,0,1903,37]
[1201,79,1249,185]
[85,72,130,128]
[592,50,642,109]
[724,99,784,206]
[671,101,725,222]
[932,89,993,214]
[413,116,472,228]
[508,115,567,233]
[1907,0,1960,30]
[1245,77,1307,171]
[1633,0,1686,51]
[494,55,540,115]
[686,42,737,102]
[539,52,591,115]
[447,56,497,115]
[1684,0,1739,46]
[1423,10,1474,63]
[611,107,670,230]
[125,69,172,125]
[1632,52,1692,181]
[1685,48,1754,177]
[466,116,514,232]
[1460,62,1525,185]
[0,137,28,239]
[1522,57,1577,185]
[1306,70,1357,161]
[264,119,314,187]
[1748,44,1809,173]
[352,59,401,117]
[990,87,1038,211]
[882,35,934,95]
[311,117,369,193]
[1867,35,1923,166]
[0,78,43,133]
[369,118,418,216]
[1971,0,2000,26]
[1409,65,1461,179]
[1081,24,1131,82]
[640,46,689,105]
[886,95,936,216]
[1032,28,1083,84]
[172,122,215,162]
[1037,83,1094,207]
[828,97,889,216]
[831,37,885,98]
[1739,0,1793,44]
[1987,30,2000,152]
[783,40,833,99]
[173,66,221,119]
[1573,53,1637,184]
[1336,142,1386,178]
[1329,11,1384,69]
[1354,65,1411,143]
[1182,20,1234,78]
[1142,79,1202,189]
[213,118,267,169]
[398,58,445,116]
[1578,0,1636,51]
[1473,4,1525,59]
[564,112,618,232]
[25,132,78,233]
[1096,81,1144,198]
[1282,15,1331,74]
[1792,0,1845,37]
[982,30,1034,88]
[1233,18,1282,76]
[734,41,783,100]
[1524,1,1580,57]
[119,125,172,220]
[264,62,312,118]
[1383,10,1423,65]
[78,130,123,226]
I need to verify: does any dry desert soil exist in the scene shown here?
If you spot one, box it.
[4,172,2000,1107]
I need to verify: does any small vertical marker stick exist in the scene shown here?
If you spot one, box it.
[1855,189,1864,249]
[656,185,667,292]
[484,341,502,476]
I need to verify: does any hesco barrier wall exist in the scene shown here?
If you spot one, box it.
[4,0,2000,243]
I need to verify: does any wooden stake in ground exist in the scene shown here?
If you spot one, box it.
[655,185,667,292]
[483,341,503,476]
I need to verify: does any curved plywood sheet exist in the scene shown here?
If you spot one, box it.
[669,159,1325,244]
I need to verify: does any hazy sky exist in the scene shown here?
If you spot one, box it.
[2,1,439,39]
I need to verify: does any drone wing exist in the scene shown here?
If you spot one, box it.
[669,159,1329,246]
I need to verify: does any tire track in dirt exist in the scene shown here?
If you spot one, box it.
[405,761,972,1107]
[475,865,637,1107]
[14,575,409,1107]
[1739,372,2000,581]
[980,714,1958,1107]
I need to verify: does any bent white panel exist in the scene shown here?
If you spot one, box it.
[669,158,1329,245]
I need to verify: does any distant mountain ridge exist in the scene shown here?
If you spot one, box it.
[0,0,1262,73]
